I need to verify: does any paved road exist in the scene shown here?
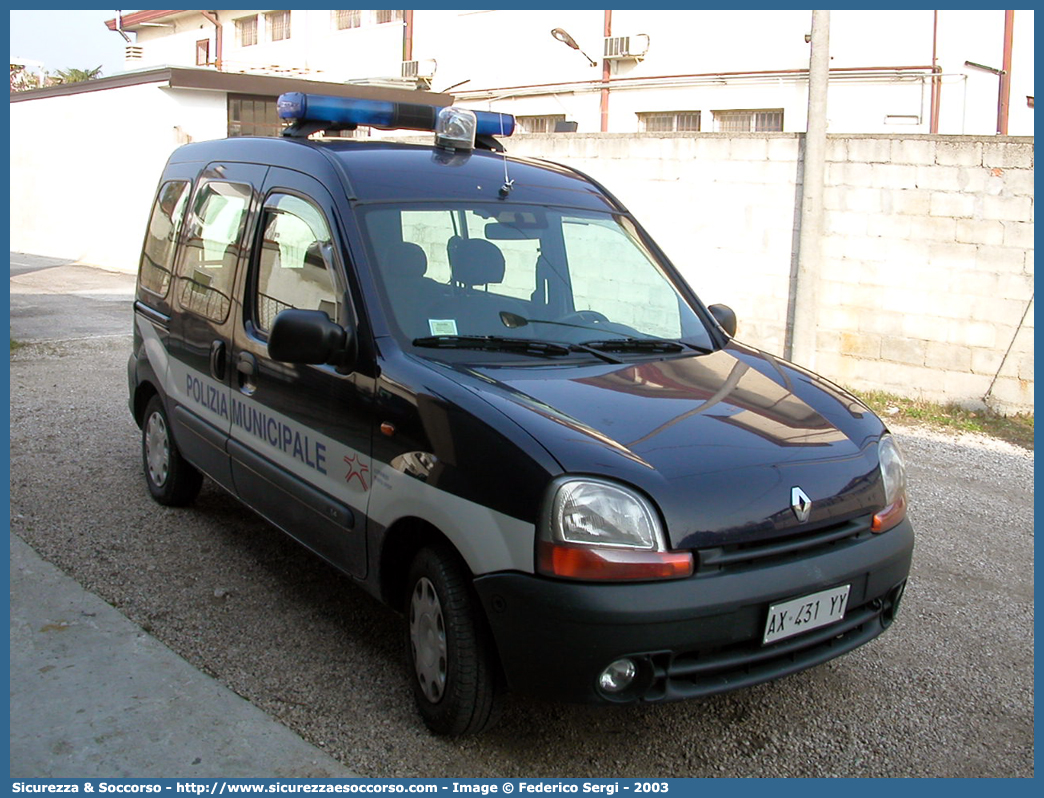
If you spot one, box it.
[8,253,356,779]
[10,253,137,343]
[8,258,1035,777]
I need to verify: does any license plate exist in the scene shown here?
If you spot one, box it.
[763,584,850,645]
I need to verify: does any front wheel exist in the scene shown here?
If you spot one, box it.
[142,395,203,506]
[405,546,501,736]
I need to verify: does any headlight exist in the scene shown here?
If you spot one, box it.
[553,480,660,548]
[872,434,908,533]
[538,478,693,581]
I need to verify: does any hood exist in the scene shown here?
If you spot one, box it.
[455,345,888,549]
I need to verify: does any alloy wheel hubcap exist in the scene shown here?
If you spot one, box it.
[409,577,447,703]
[145,412,170,487]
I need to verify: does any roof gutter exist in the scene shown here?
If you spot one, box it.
[456,65,939,102]
[104,10,184,31]
[9,66,454,105]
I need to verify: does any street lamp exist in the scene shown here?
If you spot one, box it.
[551,27,598,67]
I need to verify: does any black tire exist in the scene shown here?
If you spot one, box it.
[141,395,203,507]
[405,545,501,736]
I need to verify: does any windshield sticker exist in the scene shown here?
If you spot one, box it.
[429,319,458,336]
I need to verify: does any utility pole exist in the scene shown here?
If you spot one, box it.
[788,9,830,369]
[997,9,1014,135]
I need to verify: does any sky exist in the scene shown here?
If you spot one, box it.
[10,9,129,77]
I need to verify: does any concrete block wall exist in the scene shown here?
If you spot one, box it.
[508,132,1034,414]
[817,136,1034,415]
[508,134,802,356]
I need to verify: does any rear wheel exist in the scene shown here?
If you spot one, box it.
[142,395,203,506]
[405,546,501,736]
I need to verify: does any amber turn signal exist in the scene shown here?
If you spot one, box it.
[538,541,693,581]
[872,494,907,533]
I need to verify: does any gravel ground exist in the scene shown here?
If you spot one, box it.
[10,335,1034,777]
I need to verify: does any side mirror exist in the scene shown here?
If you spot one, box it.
[268,308,350,365]
[708,304,737,338]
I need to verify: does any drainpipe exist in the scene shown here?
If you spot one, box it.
[930,11,941,133]
[114,10,132,43]
[600,10,611,132]
[404,10,414,62]
[997,9,1014,134]
[200,11,222,71]
[788,10,829,369]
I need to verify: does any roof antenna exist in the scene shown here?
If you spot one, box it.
[498,112,514,197]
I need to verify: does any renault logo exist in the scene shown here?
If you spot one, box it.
[791,487,812,523]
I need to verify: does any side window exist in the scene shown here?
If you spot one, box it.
[177,182,251,323]
[254,194,340,332]
[139,181,189,297]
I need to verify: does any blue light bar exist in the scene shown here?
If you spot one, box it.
[475,111,514,137]
[277,92,514,138]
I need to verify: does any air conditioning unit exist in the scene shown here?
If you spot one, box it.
[603,34,649,61]
[401,59,436,80]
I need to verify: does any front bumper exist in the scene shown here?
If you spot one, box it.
[473,517,913,704]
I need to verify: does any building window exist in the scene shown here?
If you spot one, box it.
[638,111,701,132]
[516,115,567,134]
[713,109,784,132]
[235,15,258,47]
[266,10,291,42]
[195,38,210,66]
[333,10,361,29]
[334,10,402,29]
[228,95,286,138]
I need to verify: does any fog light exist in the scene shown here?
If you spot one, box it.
[599,659,637,693]
[883,580,907,626]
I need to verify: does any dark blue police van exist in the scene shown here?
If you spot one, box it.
[129,93,913,736]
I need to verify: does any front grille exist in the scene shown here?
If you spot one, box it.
[641,592,898,701]
[696,515,873,574]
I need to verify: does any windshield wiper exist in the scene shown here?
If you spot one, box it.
[413,335,573,357]
[413,335,625,363]
[581,337,709,354]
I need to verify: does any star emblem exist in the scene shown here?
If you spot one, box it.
[344,453,369,491]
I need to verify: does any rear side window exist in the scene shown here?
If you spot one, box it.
[253,194,340,331]
[176,182,251,323]
[139,181,189,297]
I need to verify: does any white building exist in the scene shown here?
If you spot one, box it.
[105,9,1034,136]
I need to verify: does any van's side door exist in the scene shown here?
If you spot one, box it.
[227,167,371,578]
[167,163,268,490]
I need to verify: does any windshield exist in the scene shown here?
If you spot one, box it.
[360,203,714,357]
